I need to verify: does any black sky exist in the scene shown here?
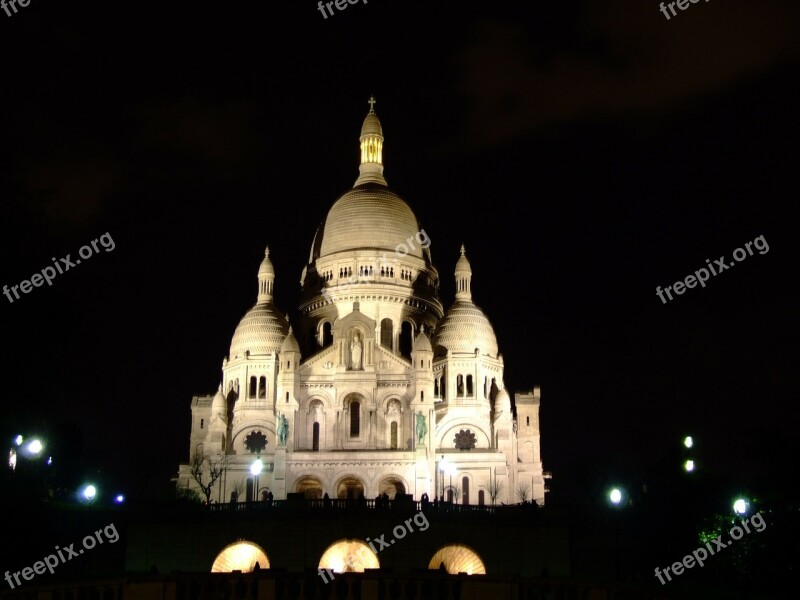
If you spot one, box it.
[1,0,798,503]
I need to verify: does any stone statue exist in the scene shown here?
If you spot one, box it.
[277,413,288,446]
[350,332,363,370]
[416,411,427,445]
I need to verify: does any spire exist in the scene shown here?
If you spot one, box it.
[257,246,275,304]
[454,244,473,302]
[354,96,387,186]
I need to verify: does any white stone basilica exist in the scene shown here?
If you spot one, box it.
[178,99,547,506]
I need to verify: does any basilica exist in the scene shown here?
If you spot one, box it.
[178,99,547,506]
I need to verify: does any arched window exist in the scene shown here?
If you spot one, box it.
[462,477,469,505]
[526,416,530,426]
[466,375,473,397]
[380,318,393,349]
[478,490,485,506]
[312,422,320,451]
[258,376,266,399]
[350,401,360,437]
[399,321,413,358]
[390,422,398,449]
[456,375,464,397]
[434,378,439,397]
[249,376,257,398]
[322,322,333,347]
[200,418,204,429]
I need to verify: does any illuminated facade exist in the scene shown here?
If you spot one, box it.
[178,99,546,506]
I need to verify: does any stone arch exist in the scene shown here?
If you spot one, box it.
[435,421,491,450]
[383,397,403,449]
[211,541,269,572]
[428,544,486,575]
[335,475,365,499]
[305,398,326,451]
[377,475,407,499]
[230,422,274,455]
[294,475,325,499]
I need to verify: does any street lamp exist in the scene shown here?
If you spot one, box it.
[683,436,693,449]
[733,498,748,515]
[82,484,97,503]
[684,459,695,472]
[439,456,447,501]
[608,488,623,506]
[26,439,44,457]
[250,458,263,501]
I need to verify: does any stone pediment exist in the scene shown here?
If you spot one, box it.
[373,343,411,371]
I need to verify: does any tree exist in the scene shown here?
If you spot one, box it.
[481,477,505,505]
[516,482,531,503]
[189,447,231,503]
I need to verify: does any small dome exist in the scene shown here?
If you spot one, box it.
[211,385,227,414]
[259,247,275,275]
[230,303,289,358]
[280,327,301,354]
[434,302,499,357]
[361,112,383,138]
[495,387,511,410]
[413,328,433,353]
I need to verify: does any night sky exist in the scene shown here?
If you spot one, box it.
[1,0,798,505]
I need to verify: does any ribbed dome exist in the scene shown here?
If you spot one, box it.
[361,112,383,137]
[230,303,289,358]
[434,301,499,357]
[317,184,424,259]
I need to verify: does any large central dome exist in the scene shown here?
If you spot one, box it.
[318,183,424,259]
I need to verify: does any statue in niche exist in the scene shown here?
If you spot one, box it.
[416,411,427,445]
[350,332,363,370]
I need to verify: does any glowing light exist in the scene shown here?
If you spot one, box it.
[250,459,263,476]
[14,435,23,446]
[8,449,16,471]
[211,541,269,572]
[82,485,97,501]
[609,488,623,505]
[27,439,43,455]
[684,460,695,472]
[684,436,693,448]
[47,456,53,465]
[733,498,748,515]
[115,494,125,504]
[319,539,379,573]
[428,545,486,575]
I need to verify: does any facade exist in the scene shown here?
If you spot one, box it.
[177,99,547,506]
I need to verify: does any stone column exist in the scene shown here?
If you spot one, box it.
[273,446,287,499]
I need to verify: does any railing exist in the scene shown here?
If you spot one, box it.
[204,498,541,515]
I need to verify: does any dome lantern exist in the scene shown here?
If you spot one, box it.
[258,246,275,304]
[455,244,473,302]
[354,96,387,187]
